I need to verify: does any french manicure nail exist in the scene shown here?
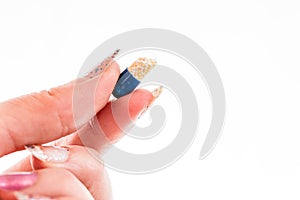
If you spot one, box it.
[148,85,163,107]
[138,86,163,119]
[14,192,51,200]
[151,86,163,100]
[0,172,37,191]
[25,145,69,163]
[85,49,120,79]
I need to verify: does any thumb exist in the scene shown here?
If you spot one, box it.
[0,59,120,157]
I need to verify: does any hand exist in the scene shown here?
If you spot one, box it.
[0,58,157,199]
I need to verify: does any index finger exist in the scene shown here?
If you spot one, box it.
[0,61,120,157]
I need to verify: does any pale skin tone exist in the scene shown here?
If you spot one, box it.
[0,61,154,199]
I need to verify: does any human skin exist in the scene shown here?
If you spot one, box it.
[0,61,155,199]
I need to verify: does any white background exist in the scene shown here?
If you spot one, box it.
[1,0,300,199]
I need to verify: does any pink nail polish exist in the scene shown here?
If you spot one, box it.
[0,172,37,191]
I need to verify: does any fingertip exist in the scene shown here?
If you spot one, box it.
[101,61,121,83]
[128,89,154,119]
[94,61,120,107]
[107,61,121,75]
[73,88,155,148]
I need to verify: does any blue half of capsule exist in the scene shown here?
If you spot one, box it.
[112,68,140,98]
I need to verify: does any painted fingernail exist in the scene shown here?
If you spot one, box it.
[14,192,52,200]
[0,172,37,191]
[151,86,163,101]
[25,145,70,163]
[86,49,120,79]
[138,86,163,119]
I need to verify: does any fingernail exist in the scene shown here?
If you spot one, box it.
[14,192,51,200]
[138,86,163,119]
[25,145,70,163]
[0,172,37,191]
[85,49,120,79]
[151,86,163,101]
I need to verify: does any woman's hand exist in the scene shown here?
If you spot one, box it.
[0,57,158,199]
